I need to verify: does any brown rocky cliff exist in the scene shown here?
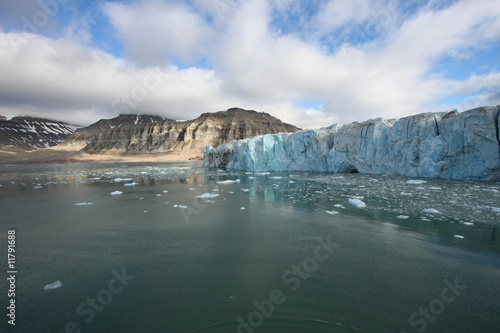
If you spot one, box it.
[61,108,300,159]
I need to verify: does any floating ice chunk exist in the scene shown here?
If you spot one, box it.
[462,222,474,226]
[406,180,427,185]
[217,179,241,184]
[288,181,296,184]
[270,176,283,179]
[123,182,138,186]
[173,204,178,208]
[429,187,441,190]
[484,189,499,193]
[423,208,440,214]
[396,215,409,219]
[454,235,465,239]
[255,172,271,176]
[348,198,366,208]
[240,207,246,210]
[163,190,169,193]
[178,205,188,209]
[89,177,101,181]
[492,207,500,213]
[241,189,250,193]
[334,204,345,209]
[156,194,162,197]
[248,177,256,180]
[421,217,431,221]
[325,210,339,215]
[34,185,42,189]
[245,172,253,174]
[110,191,123,195]
[229,191,234,194]
[205,200,215,204]
[195,193,220,199]
[75,202,95,206]
[114,178,133,182]
[400,192,413,196]
[189,188,194,191]
[44,280,62,290]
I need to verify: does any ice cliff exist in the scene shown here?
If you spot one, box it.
[204,106,500,180]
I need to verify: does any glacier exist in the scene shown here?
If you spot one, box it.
[204,106,500,180]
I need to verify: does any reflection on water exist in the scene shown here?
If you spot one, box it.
[0,162,499,333]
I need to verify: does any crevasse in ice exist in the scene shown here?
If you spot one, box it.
[204,106,500,180]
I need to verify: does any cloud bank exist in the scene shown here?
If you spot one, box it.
[0,0,499,127]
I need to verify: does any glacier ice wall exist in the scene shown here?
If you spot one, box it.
[204,106,500,180]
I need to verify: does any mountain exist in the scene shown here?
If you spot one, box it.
[60,108,300,160]
[0,116,79,150]
[204,106,500,180]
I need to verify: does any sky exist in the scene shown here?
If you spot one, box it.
[0,0,499,128]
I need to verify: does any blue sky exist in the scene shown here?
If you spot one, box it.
[0,0,499,127]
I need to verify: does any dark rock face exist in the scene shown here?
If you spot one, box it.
[0,116,79,149]
[63,108,300,159]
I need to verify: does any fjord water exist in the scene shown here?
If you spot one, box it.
[0,162,499,333]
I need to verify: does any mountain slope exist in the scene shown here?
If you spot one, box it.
[0,116,79,150]
[61,108,300,160]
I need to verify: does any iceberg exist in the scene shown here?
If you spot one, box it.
[204,106,500,180]
[44,280,62,290]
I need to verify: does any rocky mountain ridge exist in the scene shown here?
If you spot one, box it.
[0,116,79,149]
[60,108,300,160]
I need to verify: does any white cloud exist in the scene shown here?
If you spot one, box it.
[102,0,214,66]
[0,0,499,129]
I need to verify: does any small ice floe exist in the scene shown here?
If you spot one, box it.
[110,191,123,195]
[325,210,339,215]
[421,217,431,221]
[156,194,162,197]
[454,235,465,239]
[89,177,101,181]
[44,280,62,291]
[492,207,500,213]
[248,176,256,180]
[400,192,413,196]
[406,179,427,185]
[114,178,133,182]
[228,191,234,194]
[245,172,253,174]
[189,188,194,191]
[240,207,246,210]
[34,185,42,189]
[334,204,345,209]
[241,189,250,193]
[462,222,474,226]
[255,172,271,176]
[217,179,241,184]
[396,215,410,219]
[270,176,283,179]
[195,193,220,199]
[205,200,215,204]
[74,202,95,206]
[163,190,169,193]
[484,189,500,193]
[348,198,366,208]
[123,182,138,186]
[173,205,188,209]
[429,187,441,190]
[422,208,440,214]
[288,181,296,184]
